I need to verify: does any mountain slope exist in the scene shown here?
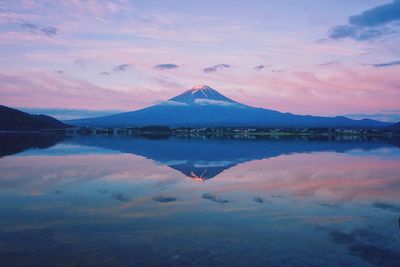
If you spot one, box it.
[388,122,400,131]
[67,85,390,128]
[0,105,70,130]
[391,122,400,128]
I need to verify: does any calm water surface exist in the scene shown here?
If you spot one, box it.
[1,133,400,266]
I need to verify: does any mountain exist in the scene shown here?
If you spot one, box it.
[0,105,70,130]
[388,122,400,130]
[67,85,390,128]
[388,122,400,133]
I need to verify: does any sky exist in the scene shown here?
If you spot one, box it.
[0,0,400,121]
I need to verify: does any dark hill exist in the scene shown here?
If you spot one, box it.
[0,105,70,130]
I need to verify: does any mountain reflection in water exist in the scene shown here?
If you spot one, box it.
[2,133,399,181]
[67,134,399,181]
[1,133,400,267]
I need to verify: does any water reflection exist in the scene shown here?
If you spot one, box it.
[0,133,400,266]
[2,133,400,182]
[0,132,65,157]
[69,135,399,181]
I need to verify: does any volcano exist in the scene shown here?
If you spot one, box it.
[67,85,389,128]
[169,85,240,105]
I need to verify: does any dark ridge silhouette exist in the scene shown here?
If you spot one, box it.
[0,105,70,130]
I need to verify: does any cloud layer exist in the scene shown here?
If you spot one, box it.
[113,64,131,73]
[203,64,230,73]
[372,60,400,68]
[349,0,400,27]
[329,0,400,41]
[16,107,121,120]
[20,22,58,37]
[0,1,399,117]
[194,99,235,106]
[154,64,178,70]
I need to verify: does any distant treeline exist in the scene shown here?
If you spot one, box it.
[67,125,400,139]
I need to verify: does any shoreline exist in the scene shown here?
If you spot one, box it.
[1,127,399,139]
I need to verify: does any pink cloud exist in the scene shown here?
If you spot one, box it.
[2,148,400,212]
[0,1,399,117]
[204,153,400,203]
[207,64,400,116]
[0,71,142,110]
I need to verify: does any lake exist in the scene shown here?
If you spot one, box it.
[1,133,400,266]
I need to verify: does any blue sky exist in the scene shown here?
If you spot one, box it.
[0,0,400,121]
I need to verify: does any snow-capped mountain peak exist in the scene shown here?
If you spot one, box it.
[190,84,212,93]
[169,85,238,105]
